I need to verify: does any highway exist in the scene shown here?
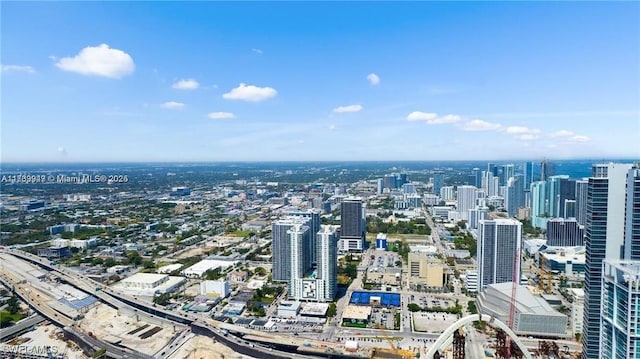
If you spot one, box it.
[0,254,154,359]
[0,314,45,342]
[2,249,368,359]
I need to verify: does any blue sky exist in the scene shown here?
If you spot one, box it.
[1,2,639,162]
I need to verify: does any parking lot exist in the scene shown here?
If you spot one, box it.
[266,317,325,334]
[411,295,453,308]
[412,311,458,332]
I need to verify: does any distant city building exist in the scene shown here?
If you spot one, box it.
[456,185,477,222]
[540,158,556,181]
[505,174,525,218]
[530,181,549,229]
[574,179,589,226]
[546,218,585,246]
[477,218,522,291]
[440,186,455,201]
[499,164,515,187]
[170,186,191,196]
[432,172,445,196]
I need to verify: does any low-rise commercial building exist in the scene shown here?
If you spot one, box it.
[477,282,568,337]
[113,272,185,297]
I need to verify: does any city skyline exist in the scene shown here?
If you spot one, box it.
[2,2,639,162]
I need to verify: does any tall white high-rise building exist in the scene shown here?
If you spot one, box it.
[272,216,312,282]
[599,261,640,359]
[582,163,633,359]
[289,225,338,302]
[456,185,478,222]
[596,164,640,359]
[477,218,522,291]
[288,223,311,299]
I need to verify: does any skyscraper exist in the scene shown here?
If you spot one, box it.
[340,197,366,252]
[289,209,321,264]
[582,163,632,359]
[477,218,522,291]
[597,164,640,359]
[288,223,311,299]
[523,161,535,189]
[499,164,515,186]
[505,174,525,218]
[599,261,640,359]
[315,225,338,302]
[433,172,445,196]
[272,216,312,282]
[547,175,570,218]
[546,218,585,246]
[575,179,589,226]
[624,165,640,260]
[541,158,556,181]
[557,178,577,218]
[530,181,549,229]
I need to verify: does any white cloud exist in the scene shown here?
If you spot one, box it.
[160,101,185,109]
[432,114,462,124]
[332,104,363,113]
[367,73,380,86]
[57,147,67,155]
[55,44,134,79]
[328,124,336,130]
[172,79,200,90]
[550,130,575,137]
[407,112,437,122]
[570,135,591,143]
[223,83,277,102]
[252,48,263,55]
[516,134,540,141]
[1,64,36,74]
[208,112,235,120]
[407,112,461,124]
[460,119,501,131]
[505,126,541,135]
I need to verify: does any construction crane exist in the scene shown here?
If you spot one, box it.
[372,323,414,359]
[507,249,520,359]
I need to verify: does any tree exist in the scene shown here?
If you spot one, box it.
[153,293,171,306]
[6,297,19,315]
[408,303,422,312]
[254,267,267,276]
[104,258,117,267]
[327,303,337,317]
[467,301,478,314]
[0,315,12,328]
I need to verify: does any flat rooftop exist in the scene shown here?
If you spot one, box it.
[343,305,372,321]
[122,272,168,284]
